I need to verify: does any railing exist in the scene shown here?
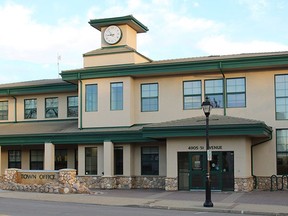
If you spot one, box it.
[270,175,288,191]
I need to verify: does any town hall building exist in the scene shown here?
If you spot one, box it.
[0,15,287,191]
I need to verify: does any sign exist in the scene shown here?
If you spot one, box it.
[188,145,223,150]
[18,171,59,185]
[207,150,212,161]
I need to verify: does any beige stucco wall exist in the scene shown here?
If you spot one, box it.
[0,92,78,122]
[167,136,252,178]
[81,77,135,128]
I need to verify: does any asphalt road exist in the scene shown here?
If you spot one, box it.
[0,198,259,216]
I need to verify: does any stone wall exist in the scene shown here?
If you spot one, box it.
[0,169,90,194]
[77,175,165,190]
[235,177,254,192]
[255,176,288,191]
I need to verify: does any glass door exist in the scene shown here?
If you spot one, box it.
[210,152,222,190]
[222,151,234,191]
[190,153,206,189]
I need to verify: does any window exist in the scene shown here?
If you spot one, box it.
[24,99,37,119]
[141,147,159,175]
[205,79,223,108]
[85,84,98,112]
[67,96,78,117]
[8,150,21,169]
[30,150,44,170]
[141,83,158,112]
[114,147,123,175]
[227,78,246,108]
[276,130,288,174]
[111,82,123,110]
[183,80,202,109]
[55,149,67,170]
[85,147,97,175]
[0,101,8,120]
[275,75,288,120]
[45,97,58,118]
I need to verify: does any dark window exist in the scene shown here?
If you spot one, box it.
[8,150,21,169]
[111,82,123,110]
[67,96,78,117]
[24,99,37,119]
[277,130,288,175]
[114,147,123,175]
[141,83,158,112]
[183,80,202,109]
[275,75,288,119]
[85,84,98,112]
[0,101,8,120]
[45,97,58,118]
[227,78,246,108]
[30,150,44,170]
[85,147,97,175]
[205,79,223,108]
[141,147,159,175]
[55,149,67,170]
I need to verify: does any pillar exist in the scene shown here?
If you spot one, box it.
[103,140,114,177]
[123,144,132,176]
[0,146,2,175]
[44,142,55,170]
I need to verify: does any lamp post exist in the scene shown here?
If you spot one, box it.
[202,97,213,208]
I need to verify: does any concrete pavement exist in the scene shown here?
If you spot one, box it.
[0,189,287,215]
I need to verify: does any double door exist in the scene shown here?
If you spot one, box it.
[178,151,234,191]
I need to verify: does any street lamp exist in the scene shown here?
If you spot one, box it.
[202,97,213,208]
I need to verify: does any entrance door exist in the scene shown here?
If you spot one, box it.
[178,151,234,191]
[190,153,206,189]
[210,152,222,190]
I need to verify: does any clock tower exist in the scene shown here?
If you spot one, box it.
[83,15,151,67]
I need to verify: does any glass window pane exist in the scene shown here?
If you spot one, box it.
[24,99,37,119]
[141,83,158,112]
[85,84,98,112]
[45,98,58,118]
[85,147,97,175]
[111,82,123,110]
[0,101,8,120]
[205,79,223,94]
[206,94,223,108]
[141,147,159,175]
[67,96,78,117]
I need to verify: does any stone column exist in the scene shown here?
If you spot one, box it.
[44,142,55,170]
[103,140,114,177]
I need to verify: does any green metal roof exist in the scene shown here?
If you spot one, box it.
[0,115,272,145]
[89,15,149,33]
[61,51,288,82]
[0,79,77,96]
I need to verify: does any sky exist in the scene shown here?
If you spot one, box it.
[0,0,288,84]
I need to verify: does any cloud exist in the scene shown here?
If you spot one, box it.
[197,35,288,55]
[0,2,98,69]
[238,0,269,19]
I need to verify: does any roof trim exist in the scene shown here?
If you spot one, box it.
[61,52,288,81]
[0,79,77,96]
[89,15,149,33]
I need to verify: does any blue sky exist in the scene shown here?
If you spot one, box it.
[0,0,288,84]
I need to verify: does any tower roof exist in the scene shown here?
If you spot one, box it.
[89,15,149,33]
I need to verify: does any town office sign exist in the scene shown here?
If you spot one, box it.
[17,170,59,185]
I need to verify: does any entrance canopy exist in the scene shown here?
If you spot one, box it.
[142,115,272,143]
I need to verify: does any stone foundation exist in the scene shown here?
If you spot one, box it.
[234,177,254,192]
[77,175,165,190]
[255,176,288,191]
[165,177,178,191]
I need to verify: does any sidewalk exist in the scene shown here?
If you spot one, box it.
[0,189,287,215]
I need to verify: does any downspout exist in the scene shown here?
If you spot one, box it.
[251,133,273,187]
[12,96,17,123]
[219,62,227,116]
[79,78,83,130]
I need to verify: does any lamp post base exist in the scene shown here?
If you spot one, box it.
[203,200,214,207]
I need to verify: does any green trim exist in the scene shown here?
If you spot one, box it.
[79,80,83,130]
[0,118,77,125]
[0,82,77,96]
[61,54,288,82]
[142,123,272,138]
[89,15,149,33]
[0,130,153,146]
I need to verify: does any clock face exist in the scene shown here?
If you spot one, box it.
[104,25,122,45]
